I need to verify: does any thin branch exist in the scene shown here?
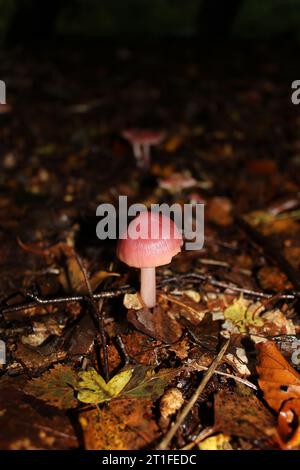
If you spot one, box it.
[75,253,109,382]
[1,286,132,317]
[188,362,257,390]
[157,338,230,450]
[181,426,215,450]
[159,273,299,300]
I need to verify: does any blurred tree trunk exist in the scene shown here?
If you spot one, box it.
[6,0,61,46]
[197,0,243,39]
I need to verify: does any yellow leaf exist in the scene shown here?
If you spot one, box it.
[224,295,263,333]
[199,433,232,450]
[77,368,134,405]
[106,369,135,397]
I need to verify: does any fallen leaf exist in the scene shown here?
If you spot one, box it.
[127,301,182,343]
[198,433,232,450]
[59,255,119,294]
[0,377,77,449]
[79,399,159,450]
[257,341,300,449]
[223,296,263,333]
[123,366,181,400]
[214,386,276,442]
[206,197,233,226]
[77,368,134,404]
[123,293,143,310]
[258,266,292,292]
[277,399,300,449]
[25,364,78,409]
[163,135,183,153]
[256,341,300,412]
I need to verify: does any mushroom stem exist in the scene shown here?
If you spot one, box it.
[140,267,156,308]
[142,144,151,169]
[132,142,143,166]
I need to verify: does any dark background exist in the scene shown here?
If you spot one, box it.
[0,0,300,45]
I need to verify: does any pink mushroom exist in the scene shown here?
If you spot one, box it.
[117,211,183,308]
[121,129,165,169]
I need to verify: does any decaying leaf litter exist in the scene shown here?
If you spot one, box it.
[1,42,300,450]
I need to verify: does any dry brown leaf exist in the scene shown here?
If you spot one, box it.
[256,341,300,449]
[79,399,159,450]
[256,341,300,412]
[257,266,292,292]
[214,386,276,442]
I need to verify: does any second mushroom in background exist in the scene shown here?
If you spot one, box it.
[121,129,165,170]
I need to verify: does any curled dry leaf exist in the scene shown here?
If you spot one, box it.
[256,341,300,449]
[256,341,300,412]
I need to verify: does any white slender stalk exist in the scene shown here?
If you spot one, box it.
[132,142,143,167]
[142,144,151,169]
[140,267,156,308]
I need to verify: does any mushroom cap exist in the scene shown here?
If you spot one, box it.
[117,211,183,268]
[121,128,165,146]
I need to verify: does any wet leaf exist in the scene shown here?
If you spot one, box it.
[77,368,134,404]
[25,364,78,409]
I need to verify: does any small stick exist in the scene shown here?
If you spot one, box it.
[75,254,109,382]
[188,363,257,390]
[159,273,299,300]
[156,338,230,450]
[1,286,132,317]
[181,426,215,450]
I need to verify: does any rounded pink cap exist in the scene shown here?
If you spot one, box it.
[121,129,164,146]
[117,211,183,268]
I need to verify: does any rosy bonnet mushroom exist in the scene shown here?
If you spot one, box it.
[117,211,183,308]
[121,129,165,169]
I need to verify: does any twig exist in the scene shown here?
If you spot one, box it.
[188,362,257,390]
[159,273,299,300]
[156,338,230,450]
[75,254,109,382]
[181,426,215,450]
[1,286,132,317]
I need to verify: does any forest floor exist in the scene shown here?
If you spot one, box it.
[1,39,300,450]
